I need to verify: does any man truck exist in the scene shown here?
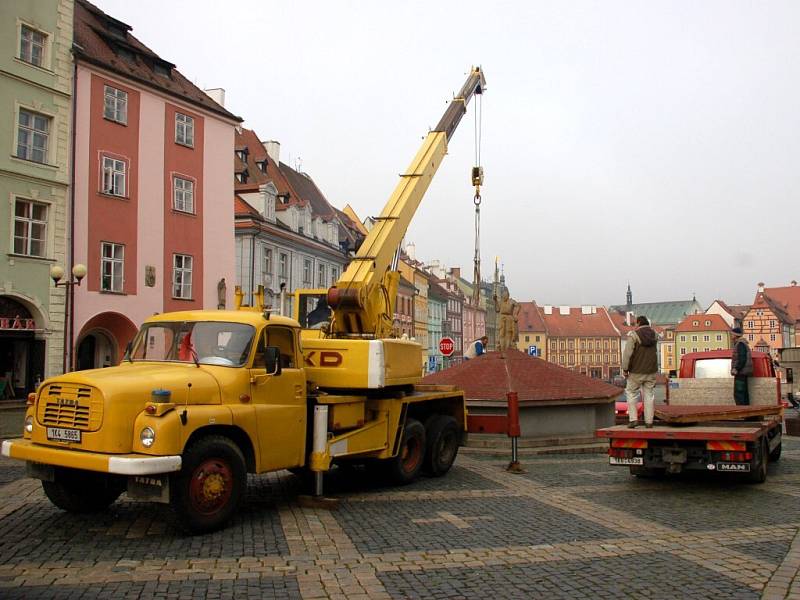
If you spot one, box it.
[2,67,487,533]
[597,349,782,483]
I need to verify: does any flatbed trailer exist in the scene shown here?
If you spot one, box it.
[596,417,782,482]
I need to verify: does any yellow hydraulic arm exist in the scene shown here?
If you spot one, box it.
[327,66,486,337]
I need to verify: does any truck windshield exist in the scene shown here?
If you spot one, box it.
[693,358,733,379]
[130,322,255,367]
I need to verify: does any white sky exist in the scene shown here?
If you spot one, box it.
[95,0,800,308]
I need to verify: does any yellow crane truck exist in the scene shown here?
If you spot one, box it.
[2,67,486,533]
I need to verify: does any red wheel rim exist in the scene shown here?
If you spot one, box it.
[188,458,233,516]
[400,433,423,474]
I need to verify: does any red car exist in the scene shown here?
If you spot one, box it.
[615,397,643,424]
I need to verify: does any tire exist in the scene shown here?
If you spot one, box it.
[385,418,426,485]
[171,435,246,534]
[748,438,768,484]
[769,441,782,462]
[423,415,460,477]
[42,469,124,513]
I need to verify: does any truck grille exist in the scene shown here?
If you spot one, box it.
[37,383,103,431]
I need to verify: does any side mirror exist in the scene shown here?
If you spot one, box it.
[264,346,282,376]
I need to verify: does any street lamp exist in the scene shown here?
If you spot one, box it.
[50,264,87,287]
[50,263,87,373]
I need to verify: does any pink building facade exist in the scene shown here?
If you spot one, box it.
[69,1,240,369]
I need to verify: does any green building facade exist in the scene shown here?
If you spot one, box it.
[0,0,73,394]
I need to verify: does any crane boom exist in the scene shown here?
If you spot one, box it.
[327,66,486,337]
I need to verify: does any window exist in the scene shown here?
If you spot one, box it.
[278,253,288,283]
[680,335,686,342]
[173,177,194,213]
[102,156,126,196]
[303,259,312,285]
[769,320,776,329]
[680,348,686,355]
[535,336,540,342]
[13,199,47,257]
[748,334,754,341]
[175,113,194,146]
[588,342,593,350]
[716,334,722,341]
[317,264,326,287]
[525,335,530,342]
[568,340,574,349]
[691,335,697,342]
[692,320,699,326]
[103,85,127,124]
[748,320,754,329]
[262,248,273,288]
[703,335,709,342]
[331,267,338,285]
[770,334,777,342]
[704,320,711,327]
[16,109,50,163]
[173,254,193,299]
[20,25,46,67]
[101,242,124,292]
[692,347,698,353]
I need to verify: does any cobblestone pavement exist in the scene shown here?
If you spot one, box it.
[3,432,800,599]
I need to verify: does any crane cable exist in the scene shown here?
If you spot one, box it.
[471,90,483,306]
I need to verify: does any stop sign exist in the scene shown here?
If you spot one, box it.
[439,337,455,357]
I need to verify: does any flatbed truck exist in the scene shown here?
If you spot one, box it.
[597,350,782,483]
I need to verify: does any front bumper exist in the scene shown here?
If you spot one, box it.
[1,439,181,476]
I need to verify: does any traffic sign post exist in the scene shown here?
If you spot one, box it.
[439,337,455,357]
[528,345,539,357]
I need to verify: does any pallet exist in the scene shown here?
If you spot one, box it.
[655,404,782,424]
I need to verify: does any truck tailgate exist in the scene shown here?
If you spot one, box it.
[596,422,775,442]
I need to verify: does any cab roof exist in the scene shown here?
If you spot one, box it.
[144,310,299,329]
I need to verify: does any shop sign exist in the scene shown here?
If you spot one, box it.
[0,316,36,330]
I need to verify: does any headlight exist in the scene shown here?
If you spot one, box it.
[140,427,155,448]
[24,416,33,433]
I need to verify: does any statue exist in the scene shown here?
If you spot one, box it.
[217,278,227,309]
[494,287,520,355]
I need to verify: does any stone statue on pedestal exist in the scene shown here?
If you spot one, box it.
[494,287,520,354]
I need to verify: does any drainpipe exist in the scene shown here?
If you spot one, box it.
[250,233,256,306]
[64,56,78,373]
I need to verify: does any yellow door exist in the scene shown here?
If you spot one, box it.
[250,325,307,471]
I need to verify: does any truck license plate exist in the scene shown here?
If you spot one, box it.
[609,457,643,466]
[716,462,750,472]
[46,427,81,443]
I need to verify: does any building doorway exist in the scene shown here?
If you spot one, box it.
[76,330,115,371]
[0,296,46,396]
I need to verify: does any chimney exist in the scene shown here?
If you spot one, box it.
[263,140,281,165]
[204,88,225,107]
[405,242,416,261]
[758,282,765,293]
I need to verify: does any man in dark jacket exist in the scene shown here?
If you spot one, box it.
[730,327,752,405]
[621,315,659,428]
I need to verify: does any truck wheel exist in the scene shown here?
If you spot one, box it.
[769,441,782,462]
[171,435,246,534]
[748,438,768,484]
[42,470,124,513]
[423,415,460,477]
[386,419,426,485]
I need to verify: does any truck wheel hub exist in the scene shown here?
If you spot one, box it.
[189,459,232,514]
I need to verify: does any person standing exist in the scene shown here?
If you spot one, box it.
[621,315,659,428]
[730,327,752,405]
[464,336,489,360]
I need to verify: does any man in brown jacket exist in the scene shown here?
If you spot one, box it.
[621,315,659,428]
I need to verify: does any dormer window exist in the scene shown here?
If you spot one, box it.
[154,63,171,78]
[256,160,267,173]
[235,171,248,183]
[115,46,135,62]
[236,150,247,162]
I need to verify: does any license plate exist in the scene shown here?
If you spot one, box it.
[46,427,81,443]
[716,462,750,472]
[609,456,643,466]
